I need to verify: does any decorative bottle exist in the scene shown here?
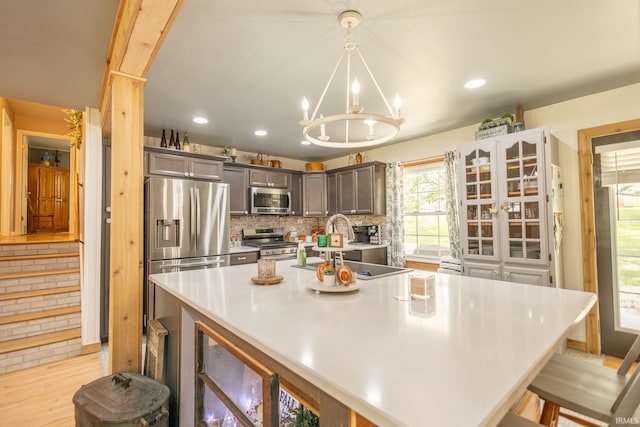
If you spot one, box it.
[355,152,363,164]
[182,132,191,151]
[168,129,175,148]
[160,129,167,148]
[297,242,307,267]
[175,132,181,150]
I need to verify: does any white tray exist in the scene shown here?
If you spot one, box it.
[308,281,362,294]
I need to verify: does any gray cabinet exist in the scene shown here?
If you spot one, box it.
[290,173,303,216]
[249,168,289,188]
[230,251,258,265]
[327,172,338,215]
[147,150,223,181]
[303,173,327,216]
[335,163,385,215]
[223,166,249,215]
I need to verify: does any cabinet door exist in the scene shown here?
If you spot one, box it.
[303,173,327,216]
[337,171,356,214]
[458,140,499,262]
[463,261,500,280]
[354,166,374,214]
[148,152,190,177]
[327,172,338,215]
[223,167,249,215]
[268,171,289,189]
[496,131,548,266]
[249,169,270,187]
[190,158,223,181]
[289,173,303,216]
[54,170,69,230]
[503,265,550,286]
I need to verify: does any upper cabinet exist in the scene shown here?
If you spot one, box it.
[146,148,223,181]
[290,172,303,216]
[334,163,386,215]
[457,128,561,286]
[303,173,327,216]
[223,166,249,215]
[249,168,290,189]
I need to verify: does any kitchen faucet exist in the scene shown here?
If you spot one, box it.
[325,214,355,242]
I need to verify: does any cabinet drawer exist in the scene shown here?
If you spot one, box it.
[230,252,258,265]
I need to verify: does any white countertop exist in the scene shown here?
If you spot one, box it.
[150,258,596,427]
[302,241,387,250]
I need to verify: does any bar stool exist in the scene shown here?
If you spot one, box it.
[528,335,640,426]
[498,413,543,427]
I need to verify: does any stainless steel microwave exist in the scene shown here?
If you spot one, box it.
[250,187,291,215]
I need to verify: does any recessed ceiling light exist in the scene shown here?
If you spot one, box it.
[464,78,486,89]
[254,130,267,136]
[192,117,208,124]
[301,140,311,145]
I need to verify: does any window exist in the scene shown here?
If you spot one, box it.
[403,163,450,260]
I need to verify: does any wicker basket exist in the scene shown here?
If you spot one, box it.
[305,162,324,171]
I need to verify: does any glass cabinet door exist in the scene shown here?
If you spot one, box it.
[195,321,279,427]
[497,135,547,265]
[458,141,499,261]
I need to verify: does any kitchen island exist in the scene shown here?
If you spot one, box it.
[149,258,596,427]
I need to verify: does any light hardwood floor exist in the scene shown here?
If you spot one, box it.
[0,352,103,426]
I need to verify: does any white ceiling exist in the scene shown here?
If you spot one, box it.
[2,0,640,161]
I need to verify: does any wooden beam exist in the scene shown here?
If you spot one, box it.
[99,0,185,374]
[100,0,184,135]
[108,71,145,374]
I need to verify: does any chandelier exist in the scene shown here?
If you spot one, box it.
[299,10,405,148]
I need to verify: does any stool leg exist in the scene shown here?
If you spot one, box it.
[540,400,559,427]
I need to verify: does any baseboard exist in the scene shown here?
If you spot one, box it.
[567,339,587,352]
[81,342,102,355]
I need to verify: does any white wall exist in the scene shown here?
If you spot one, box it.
[326,82,640,342]
[81,107,102,348]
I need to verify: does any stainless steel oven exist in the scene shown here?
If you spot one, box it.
[242,227,298,259]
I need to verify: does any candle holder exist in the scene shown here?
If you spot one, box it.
[230,155,237,163]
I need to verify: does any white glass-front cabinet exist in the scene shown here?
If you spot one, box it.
[457,128,561,286]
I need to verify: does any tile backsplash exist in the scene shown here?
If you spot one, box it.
[230,215,386,241]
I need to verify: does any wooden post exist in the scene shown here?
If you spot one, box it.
[108,71,146,373]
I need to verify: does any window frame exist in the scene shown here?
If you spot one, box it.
[402,160,450,262]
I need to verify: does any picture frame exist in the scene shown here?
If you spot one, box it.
[329,233,343,248]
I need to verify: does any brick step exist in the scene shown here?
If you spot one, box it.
[0,306,81,326]
[0,285,80,302]
[0,267,80,282]
[0,328,81,355]
[0,252,79,262]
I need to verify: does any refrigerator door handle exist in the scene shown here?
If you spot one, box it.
[190,187,197,249]
[195,187,201,245]
[158,259,226,270]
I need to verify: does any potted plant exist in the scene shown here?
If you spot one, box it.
[281,404,320,427]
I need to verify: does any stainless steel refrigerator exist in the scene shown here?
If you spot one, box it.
[144,176,230,324]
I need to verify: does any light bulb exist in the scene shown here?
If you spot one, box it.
[301,97,309,121]
[352,79,360,105]
[394,95,402,117]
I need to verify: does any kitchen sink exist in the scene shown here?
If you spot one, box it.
[291,260,412,280]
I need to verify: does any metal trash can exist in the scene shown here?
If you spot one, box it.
[73,372,170,426]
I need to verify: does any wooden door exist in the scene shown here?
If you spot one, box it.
[54,170,69,230]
